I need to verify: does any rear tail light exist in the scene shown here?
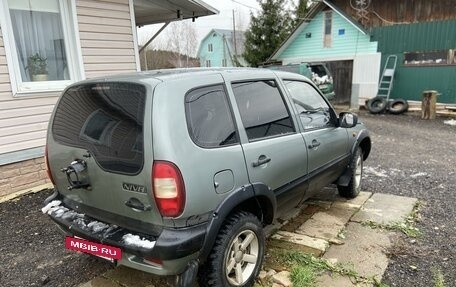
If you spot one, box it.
[152,161,185,217]
[45,146,55,185]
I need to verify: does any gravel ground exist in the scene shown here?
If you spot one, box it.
[359,112,456,287]
[0,111,454,287]
[0,190,113,287]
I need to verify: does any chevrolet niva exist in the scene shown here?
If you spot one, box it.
[42,68,371,287]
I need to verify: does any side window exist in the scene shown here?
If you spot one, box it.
[283,80,332,130]
[232,80,295,141]
[185,84,238,148]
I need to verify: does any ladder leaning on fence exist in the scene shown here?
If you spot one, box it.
[377,55,397,102]
[366,55,408,115]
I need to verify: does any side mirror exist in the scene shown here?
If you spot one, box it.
[339,112,358,128]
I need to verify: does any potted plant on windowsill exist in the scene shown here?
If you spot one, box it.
[27,53,48,81]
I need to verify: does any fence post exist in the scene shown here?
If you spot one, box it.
[421,90,438,120]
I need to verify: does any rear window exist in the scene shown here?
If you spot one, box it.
[52,82,146,174]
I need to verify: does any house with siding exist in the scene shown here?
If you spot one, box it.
[270,0,456,107]
[198,29,246,67]
[269,0,381,107]
[331,0,456,105]
[0,0,217,197]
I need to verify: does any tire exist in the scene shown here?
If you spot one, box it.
[388,99,409,114]
[338,147,363,199]
[366,96,387,114]
[199,211,265,287]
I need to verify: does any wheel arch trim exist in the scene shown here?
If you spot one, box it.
[352,129,371,160]
[198,183,276,262]
[338,129,371,186]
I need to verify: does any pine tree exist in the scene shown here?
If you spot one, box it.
[293,0,309,27]
[243,0,293,67]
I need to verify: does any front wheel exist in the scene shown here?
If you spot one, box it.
[338,147,363,198]
[199,211,265,287]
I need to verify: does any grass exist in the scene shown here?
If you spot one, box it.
[260,248,389,287]
[362,200,424,238]
[281,251,358,278]
[290,265,317,287]
[432,268,446,287]
[362,220,422,238]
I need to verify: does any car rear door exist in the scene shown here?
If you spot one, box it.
[48,81,165,232]
[224,75,308,215]
[281,79,350,196]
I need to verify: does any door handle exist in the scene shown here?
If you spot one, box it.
[252,155,271,167]
[308,139,321,149]
[125,198,151,211]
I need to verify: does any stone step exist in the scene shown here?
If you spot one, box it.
[295,205,356,241]
[270,231,329,256]
[351,193,418,225]
[317,222,394,286]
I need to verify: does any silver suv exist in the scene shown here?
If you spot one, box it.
[43,68,371,287]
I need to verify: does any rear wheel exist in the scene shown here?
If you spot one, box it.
[199,211,264,287]
[338,147,363,198]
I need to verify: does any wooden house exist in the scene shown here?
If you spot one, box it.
[198,29,246,67]
[269,0,455,107]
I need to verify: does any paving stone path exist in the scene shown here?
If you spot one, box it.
[80,188,418,287]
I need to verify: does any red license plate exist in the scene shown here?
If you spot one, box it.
[65,236,122,261]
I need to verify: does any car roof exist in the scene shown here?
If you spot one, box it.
[71,67,310,86]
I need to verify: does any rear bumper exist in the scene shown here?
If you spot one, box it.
[43,191,206,275]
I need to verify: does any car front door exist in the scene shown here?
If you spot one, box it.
[282,79,350,196]
[226,79,308,216]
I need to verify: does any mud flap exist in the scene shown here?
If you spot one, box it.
[175,260,198,287]
[336,168,352,187]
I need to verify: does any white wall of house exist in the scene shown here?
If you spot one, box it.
[352,53,381,107]
[77,0,137,78]
[0,0,140,196]
[0,0,138,166]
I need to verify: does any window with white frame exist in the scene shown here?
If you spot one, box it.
[0,0,82,95]
[222,59,227,67]
[206,60,211,67]
[208,43,213,52]
[323,11,332,48]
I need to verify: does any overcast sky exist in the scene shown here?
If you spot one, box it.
[137,0,298,53]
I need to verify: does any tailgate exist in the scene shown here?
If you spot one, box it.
[48,81,162,231]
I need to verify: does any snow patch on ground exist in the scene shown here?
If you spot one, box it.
[444,119,456,126]
[410,172,428,178]
[364,167,388,178]
[41,200,61,214]
[122,234,155,249]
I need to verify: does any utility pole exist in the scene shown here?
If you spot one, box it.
[232,9,238,66]
[144,48,148,70]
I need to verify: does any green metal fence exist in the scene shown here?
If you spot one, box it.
[372,20,456,103]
